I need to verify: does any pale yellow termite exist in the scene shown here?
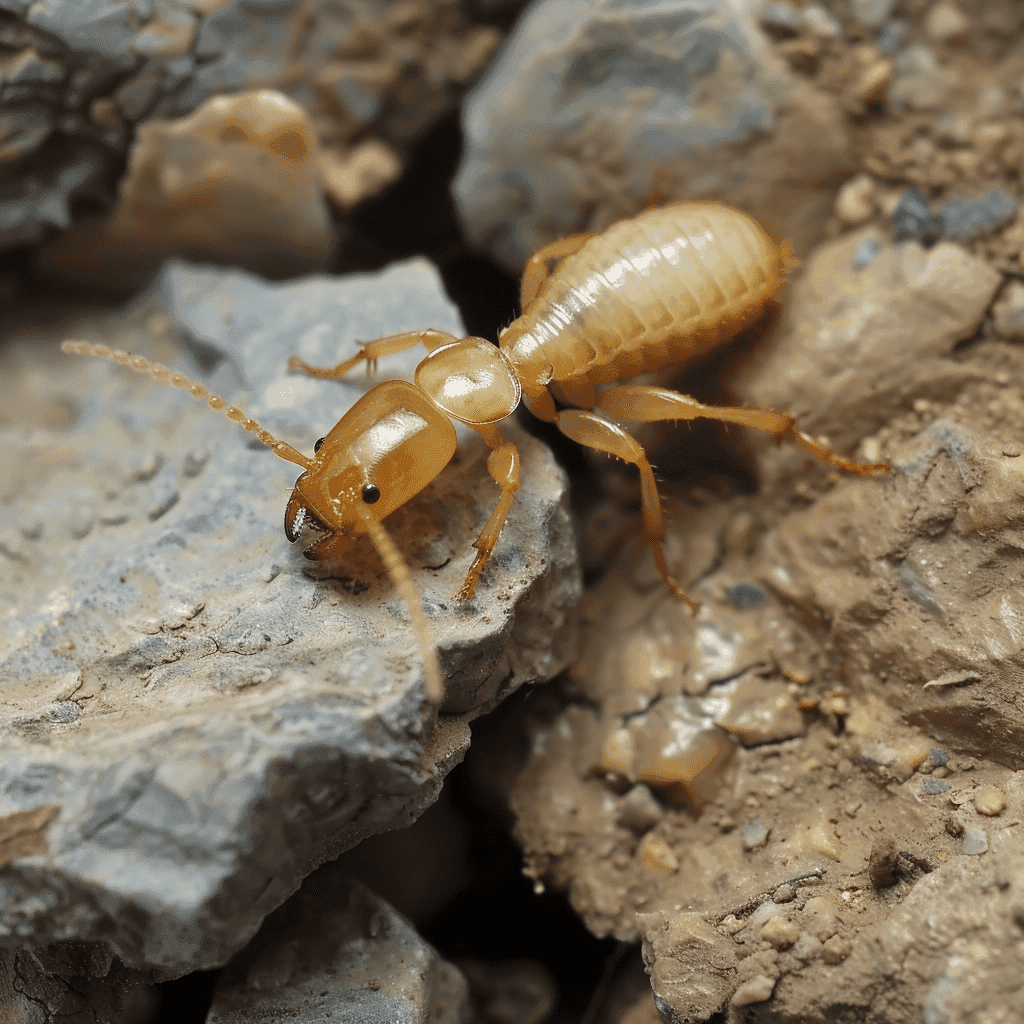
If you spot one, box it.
[65,200,889,704]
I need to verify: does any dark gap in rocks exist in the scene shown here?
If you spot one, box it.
[150,968,219,1023]
[342,113,520,343]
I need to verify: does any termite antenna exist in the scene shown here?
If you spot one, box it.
[62,340,311,470]
[356,505,445,704]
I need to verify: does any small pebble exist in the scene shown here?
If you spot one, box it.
[852,236,882,268]
[774,884,795,903]
[729,583,767,609]
[759,1,802,34]
[961,826,988,855]
[923,777,951,795]
[892,188,939,243]
[973,784,1006,816]
[991,281,1024,339]
[876,21,906,54]
[929,747,949,766]
[639,832,679,873]
[731,975,776,1007]
[835,174,877,226]
[617,785,663,834]
[742,819,769,850]
[821,935,852,964]
[938,189,1019,242]
[791,932,823,962]
[761,916,800,948]
[924,0,969,44]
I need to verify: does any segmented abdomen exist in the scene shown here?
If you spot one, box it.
[501,202,790,391]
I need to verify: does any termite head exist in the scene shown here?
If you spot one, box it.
[284,378,457,559]
[60,340,449,703]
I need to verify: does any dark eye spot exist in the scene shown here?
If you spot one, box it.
[313,436,326,453]
[361,483,381,504]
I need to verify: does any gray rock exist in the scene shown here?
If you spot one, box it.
[890,43,952,111]
[206,874,470,1024]
[0,943,153,1024]
[938,189,1019,242]
[0,258,579,976]
[0,142,108,246]
[454,0,854,271]
[26,0,154,60]
[891,187,939,243]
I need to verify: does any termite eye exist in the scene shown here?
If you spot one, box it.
[313,436,326,453]
[362,483,381,504]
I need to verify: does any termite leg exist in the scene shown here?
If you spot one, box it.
[553,408,699,613]
[288,329,460,380]
[596,385,890,476]
[520,233,598,308]
[457,426,521,602]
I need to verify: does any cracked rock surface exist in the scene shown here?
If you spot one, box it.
[0,256,579,977]
[207,872,469,1024]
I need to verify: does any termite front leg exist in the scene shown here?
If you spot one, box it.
[596,385,890,476]
[520,233,598,308]
[288,329,460,380]
[457,432,520,602]
[554,408,700,613]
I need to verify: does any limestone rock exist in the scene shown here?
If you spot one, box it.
[454,0,854,271]
[207,874,470,1024]
[0,257,579,976]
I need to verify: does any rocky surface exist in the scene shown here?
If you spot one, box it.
[1,0,499,253]
[206,873,470,1023]
[454,0,855,271]
[0,256,579,977]
[730,228,1001,453]
[506,78,1024,1015]
[0,941,155,1024]
[105,89,335,278]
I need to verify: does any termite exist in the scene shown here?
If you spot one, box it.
[64,200,889,705]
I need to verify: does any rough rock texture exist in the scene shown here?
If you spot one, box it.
[207,873,470,1023]
[0,942,154,1024]
[0,257,579,976]
[507,201,1024,1019]
[454,0,854,271]
[731,228,1002,451]
[1,0,499,252]
[106,89,335,277]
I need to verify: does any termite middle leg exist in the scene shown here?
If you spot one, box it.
[520,233,598,307]
[288,329,460,379]
[596,385,890,476]
[457,426,521,602]
[554,407,699,613]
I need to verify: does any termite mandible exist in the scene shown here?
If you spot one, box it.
[64,200,889,705]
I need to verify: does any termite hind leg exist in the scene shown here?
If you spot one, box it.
[554,408,700,613]
[457,436,521,602]
[520,233,598,308]
[287,329,461,380]
[596,385,890,476]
